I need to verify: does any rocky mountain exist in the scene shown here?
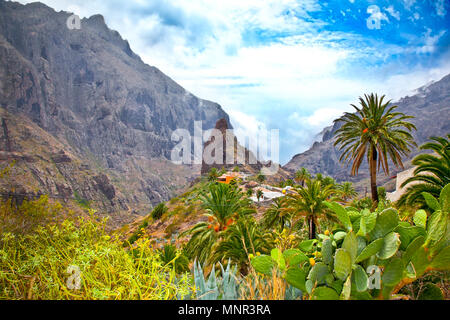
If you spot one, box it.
[284,73,450,191]
[0,0,232,224]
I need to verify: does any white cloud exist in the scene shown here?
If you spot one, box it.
[435,0,447,17]
[415,29,447,54]
[385,5,400,21]
[402,0,416,11]
[13,0,450,164]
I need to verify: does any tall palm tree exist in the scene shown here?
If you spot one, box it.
[334,93,416,204]
[256,189,263,202]
[295,168,310,187]
[287,179,335,239]
[181,183,255,263]
[337,181,358,202]
[262,197,292,232]
[398,135,450,208]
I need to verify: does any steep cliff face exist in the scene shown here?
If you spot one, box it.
[0,0,231,222]
[283,74,450,189]
[200,118,291,183]
[201,118,262,175]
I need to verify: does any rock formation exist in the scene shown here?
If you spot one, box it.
[0,1,232,223]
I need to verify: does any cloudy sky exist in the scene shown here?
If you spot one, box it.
[17,0,450,164]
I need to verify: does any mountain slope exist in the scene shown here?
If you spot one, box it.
[0,0,231,223]
[284,73,450,191]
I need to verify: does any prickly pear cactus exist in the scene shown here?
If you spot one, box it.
[247,184,449,300]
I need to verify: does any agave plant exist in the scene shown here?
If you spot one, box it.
[192,259,241,300]
[398,134,450,209]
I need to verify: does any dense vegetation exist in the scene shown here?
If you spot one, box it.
[0,94,448,300]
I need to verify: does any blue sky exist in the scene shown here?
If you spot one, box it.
[17,0,450,164]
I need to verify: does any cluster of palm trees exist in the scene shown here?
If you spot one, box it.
[180,92,448,274]
[181,182,271,269]
[182,170,359,270]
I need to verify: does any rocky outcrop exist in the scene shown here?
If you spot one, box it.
[283,74,450,189]
[201,118,261,175]
[93,174,115,200]
[200,118,290,183]
[0,0,232,223]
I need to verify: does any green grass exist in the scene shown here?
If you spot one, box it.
[0,205,193,300]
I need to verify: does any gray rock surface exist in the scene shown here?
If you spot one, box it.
[0,0,232,221]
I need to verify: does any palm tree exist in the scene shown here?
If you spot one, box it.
[337,181,358,202]
[212,216,272,275]
[398,135,450,208]
[256,189,263,202]
[181,183,255,263]
[287,179,335,239]
[262,197,292,232]
[334,93,416,204]
[294,168,310,187]
[208,167,219,182]
[322,176,336,187]
[315,173,324,182]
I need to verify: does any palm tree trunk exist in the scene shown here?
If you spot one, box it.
[308,216,316,239]
[369,145,379,204]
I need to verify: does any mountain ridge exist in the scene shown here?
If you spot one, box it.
[0,0,233,224]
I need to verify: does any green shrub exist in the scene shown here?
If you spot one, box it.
[151,202,168,220]
[0,213,193,299]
